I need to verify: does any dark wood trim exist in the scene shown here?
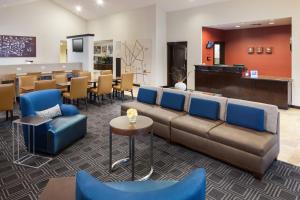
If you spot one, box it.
[67,34,95,39]
[290,105,300,109]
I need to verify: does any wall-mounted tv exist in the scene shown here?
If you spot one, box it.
[206,41,214,49]
[72,38,83,52]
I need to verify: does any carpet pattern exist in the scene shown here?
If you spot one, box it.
[0,99,300,200]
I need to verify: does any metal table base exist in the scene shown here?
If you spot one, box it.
[12,118,53,169]
[109,128,154,181]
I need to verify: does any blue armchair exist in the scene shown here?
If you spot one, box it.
[20,89,87,155]
[76,169,206,200]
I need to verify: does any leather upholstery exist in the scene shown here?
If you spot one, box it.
[76,169,206,200]
[20,89,87,154]
[121,101,154,115]
[63,77,88,100]
[72,70,81,77]
[209,123,277,156]
[100,70,112,75]
[53,74,68,84]
[172,115,223,139]
[79,71,92,81]
[91,75,113,95]
[19,75,37,93]
[27,72,41,80]
[189,92,228,121]
[113,73,134,92]
[143,107,184,125]
[228,98,279,134]
[0,84,14,111]
[35,80,56,91]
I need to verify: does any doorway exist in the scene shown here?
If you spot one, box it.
[213,42,225,65]
[59,40,68,63]
[167,42,187,87]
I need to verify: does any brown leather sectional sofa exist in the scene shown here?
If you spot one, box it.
[121,86,280,178]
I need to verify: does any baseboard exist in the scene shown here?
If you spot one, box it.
[290,105,300,109]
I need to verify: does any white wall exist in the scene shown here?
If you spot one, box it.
[87,5,167,86]
[167,0,300,106]
[0,0,86,65]
[67,36,94,72]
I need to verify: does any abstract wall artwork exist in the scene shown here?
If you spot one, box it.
[0,35,36,57]
[116,39,152,84]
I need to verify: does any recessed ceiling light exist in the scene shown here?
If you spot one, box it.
[235,25,241,28]
[96,0,104,6]
[269,22,275,25]
[75,5,82,12]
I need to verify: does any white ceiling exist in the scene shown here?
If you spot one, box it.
[0,0,236,20]
[209,18,292,30]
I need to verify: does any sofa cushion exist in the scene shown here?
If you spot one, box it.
[137,88,157,105]
[160,92,185,111]
[209,123,277,156]
[227,103,265,132]
[143,107,185,125]
[189,98,220,120]
[171,115,223,138]
[36,104,62,119]
[190,92,228,121]
[121,101,155,115]
[162,88,191,112]
[140,85,163,105]
[49,115,86,133]
[227,98,278,134]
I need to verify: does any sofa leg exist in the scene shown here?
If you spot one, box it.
[252,172,263,180]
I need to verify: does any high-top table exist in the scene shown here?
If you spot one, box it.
[109,116,154,181]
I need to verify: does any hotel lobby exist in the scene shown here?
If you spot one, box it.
[0,0,300,199]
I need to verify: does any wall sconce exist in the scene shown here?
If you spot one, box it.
[265,47,273,54]
[256,47,264,54]
[248,47,254,54]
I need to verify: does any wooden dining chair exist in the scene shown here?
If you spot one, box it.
[0,84,15,121]
[72,70,81,78]
[113,73,134,101]
[90,75,113,104]
[79,71,92,81]
[63,77,88,110]
[1,74,17,101]
[100,70,113,75]
[27,72,42,80]
[19,75,37,94]
[34,80,56,91]
[53,74,68,92]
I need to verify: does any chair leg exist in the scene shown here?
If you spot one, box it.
[85,98,88,111]
[110,93,113,104]
[122,91,124,102]
[131,90,134,100]
[10,110,13,121]
[6,111,8,121]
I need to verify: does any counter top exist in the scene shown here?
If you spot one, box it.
[242,75,292,82]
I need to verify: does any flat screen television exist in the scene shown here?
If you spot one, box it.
[72,38,83,52]
[206,41,214,49]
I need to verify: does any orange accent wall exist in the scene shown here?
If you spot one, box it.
[202,25,292,77]
[202,27,224,65]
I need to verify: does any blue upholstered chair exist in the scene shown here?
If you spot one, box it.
[76,168,206,200]
[20,89,87,155]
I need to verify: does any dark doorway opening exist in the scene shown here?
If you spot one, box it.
[167,42,187,87]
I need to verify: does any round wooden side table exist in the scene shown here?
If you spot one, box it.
[109,116,154,181]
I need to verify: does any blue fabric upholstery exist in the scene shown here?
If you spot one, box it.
[160,92,185,111]
[20,89,87,155]
[189,98,220,120]
[137,88,157,105]
[76,169,206,200]
[226,103,265,131]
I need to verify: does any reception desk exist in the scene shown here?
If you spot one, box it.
[195,65,292,109]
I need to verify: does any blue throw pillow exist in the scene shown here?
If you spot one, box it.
[160,92,185,111]
[226,103,265,131]
[137,88,157,105]
[189,98,220,120]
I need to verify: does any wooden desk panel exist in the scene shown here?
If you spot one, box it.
[195,69,291,109]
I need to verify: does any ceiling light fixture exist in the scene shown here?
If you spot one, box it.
[96,0,104,6]
[235,25,241,28]
[269,22,275,25]
[75,5,82,12]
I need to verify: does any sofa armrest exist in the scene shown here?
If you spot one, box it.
[60,104,79,116]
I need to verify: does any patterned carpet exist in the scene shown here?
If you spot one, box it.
[0,98,300,200]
